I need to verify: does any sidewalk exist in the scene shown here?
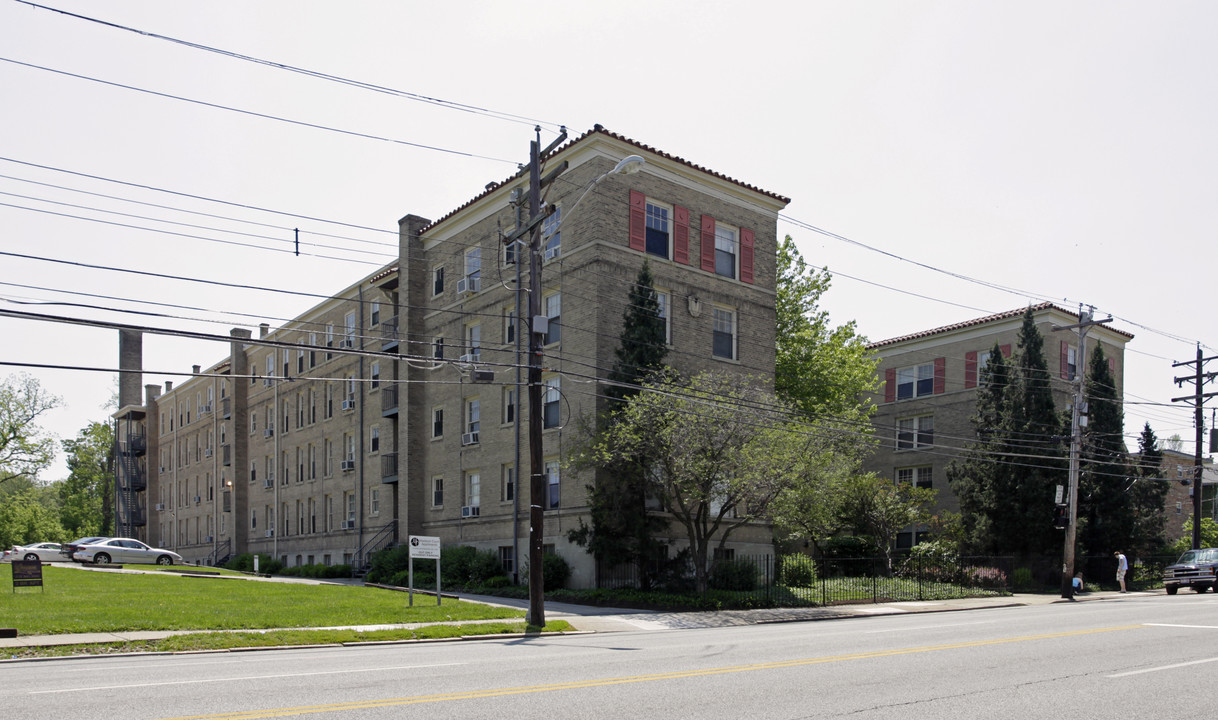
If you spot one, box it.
[0,588,1146,651]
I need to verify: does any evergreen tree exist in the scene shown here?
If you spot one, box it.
[1129,422,1169,554]
[570,262,670,586]
[1076,346,1134,556]
[948,309,1066,556]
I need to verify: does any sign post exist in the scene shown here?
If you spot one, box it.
[408,535,441,607]
[11,560,43,592]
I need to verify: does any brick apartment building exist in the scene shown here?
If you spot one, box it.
[113,127,790,587]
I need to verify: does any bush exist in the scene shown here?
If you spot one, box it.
[543,553,571,590]
[965,566,1008,589]
[224,553,283,575]
[709,558,758,591]
[778,554,817,587]
[1012,567,1033,590]
[365,545,412,585]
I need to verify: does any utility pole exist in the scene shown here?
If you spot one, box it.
[506,126,567,627]
[1053,305,1111,599]
[1172,344,1218,550]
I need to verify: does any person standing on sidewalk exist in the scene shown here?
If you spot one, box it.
[1114,551,1128,593]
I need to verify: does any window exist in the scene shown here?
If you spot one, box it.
[543,292,561,344]
[502,464,515,502]
[370,487,380,516]
[309,332,318,367]
[542,206,561,260]
[250,460,256,483]
[466,472,481,509]
[432,406,444,438]
[656,289,672,344]
[324,383,334,419]
[463,247,482,290]
[464,324,481,361]
[308,443,316,480]
[344,433,355,463]
[296,393,304,428]
[896,466,933,489]
[345,492,356,524]
[504,309,516,345]
[503,386,515,424]
[499,546,515,575]
[545,459,560,509]
[897,415,934,450]
[897,363,935,400]
[714,224,737,279]
[432,266,444,296]
[344,312,356,348]
[324,439,333,477]
[1066,345,1078,381]
[369,426,380,454]
[433,336,444,360]
[266,354,275,379]
[308,388,316,424]
[712,307,736,360]
[543,376,560,429]
[370,301,380,326]
[282,348,291,378]
[345,376,357,405]
[297,345,305,374]
[296,447,304,483]
[432,476,444,507]
[645,201,671,258]
[326,323,334,360]
[370,361,380,390]
[466,398,481,436]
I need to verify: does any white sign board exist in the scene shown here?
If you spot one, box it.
[409,535,440,559]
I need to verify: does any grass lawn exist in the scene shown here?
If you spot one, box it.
[0,564,525,635]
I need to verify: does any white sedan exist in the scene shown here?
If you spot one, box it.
[73,538,182,565]
[9,542,66,563]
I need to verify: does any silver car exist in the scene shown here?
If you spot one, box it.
[10,542,66,563]
[73,538,182,566]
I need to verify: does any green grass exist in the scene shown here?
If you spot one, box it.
[0,620,574,661]
[0,564,524,635]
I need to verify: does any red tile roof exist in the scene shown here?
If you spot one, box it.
[868,302,1134,349]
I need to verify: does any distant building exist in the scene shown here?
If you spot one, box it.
[863,303,1134,549]
[122,127,791,586]
[1137,448,1217,543]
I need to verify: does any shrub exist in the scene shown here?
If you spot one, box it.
[1012,567,1033,590]
[778,554,817,587]
[365,545,412,585]
[965,566,1008,589]
[224,553,283,575]
[709,558,758,591]
[542,553,571,590]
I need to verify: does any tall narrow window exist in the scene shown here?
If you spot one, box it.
[344,311,356,348]
[544,460,560,509]
[432,476,444,507]
[542,206,561,260]
[432,266,445,296]
[645,202,671,259]
[502,464,515,502]
[464,324,481,361]
[656,290,672,344]
[544,292,561,344]
[466,472,481,509]
[543,377,561,429]
[712,307,736,360]
[370,301,381,326]
[370,361,380,390]
[503,387,516,424]
[714,225,737,279]
[432,406,444,438]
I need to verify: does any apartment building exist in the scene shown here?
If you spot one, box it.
[864,303,1134,548]
[133,127,790,586]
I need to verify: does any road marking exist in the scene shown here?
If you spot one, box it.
[29,663,464,695]
[153,625,1145,720]
[1109,656,1218,677]
[1144,623,1218,630]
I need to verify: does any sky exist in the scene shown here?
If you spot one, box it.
[1,0,1214,482]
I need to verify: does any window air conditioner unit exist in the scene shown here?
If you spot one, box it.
[265,530,274,538]
[461,432,479,446]
[458,353,479,364]
[340,520,354,530]
[264,428,274,438]
[461,505,480,518]
[201,404,212,414]
[159,466,165,473]
[204,536,213,543]
[263,378,273,387]
[264,479,274,489]
[543,246,560,262]
[341,460,356,471]
[342,399,356,411]
[194,496,202,504]
[204,448,213,458]
[342,337,355,349]
[456,276,480,294]
[155,503,165,511]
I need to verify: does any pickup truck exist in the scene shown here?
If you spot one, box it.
[1163,548,1218,595]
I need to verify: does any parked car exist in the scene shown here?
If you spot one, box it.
[61,536,109,562]
[1163,548,1218,595]
[10,542,67,563]
[72,538,182,566]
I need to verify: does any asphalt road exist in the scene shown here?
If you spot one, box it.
[6,593,1215,719]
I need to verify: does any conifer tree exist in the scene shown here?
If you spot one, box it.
[1077,345,1135,556]
[1129,422,1168,554]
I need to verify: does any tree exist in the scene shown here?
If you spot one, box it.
[60,420,114,538]
[1128,422,1169,555]
[582,371,802,592]
[0,373,60,485]
[1076,345,1134,556]
[0,480,65,547]
[774,236,878,419]
[835,473,936,571]
[948,309,1066,556]
[570,262,672,586]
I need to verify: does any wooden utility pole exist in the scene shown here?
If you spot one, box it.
[1172,345,1218,550]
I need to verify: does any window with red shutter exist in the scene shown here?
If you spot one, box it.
[740,228,754,284]
[674,205,690,265]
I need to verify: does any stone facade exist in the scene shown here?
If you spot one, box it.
[138,128,790,585]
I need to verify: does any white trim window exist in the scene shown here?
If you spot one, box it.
[896,466,933,489]
[432,406,444,439]
[466,398,481,436]
[463,247,482,291]
[466,472,481,509]
[344,311,356,348]
[714,224,737,279]
[543,376,561,429]
[656,289,672,344]
[432,476,444,507]
[896,415,934,451]
[432,266,445,296]
[897,363,935,400]
[645,200,671,259]
[712,307,736,360]
[543,292,561,345]
[542,206,561,260]
[503,386,516,425]
[544,459,560,509]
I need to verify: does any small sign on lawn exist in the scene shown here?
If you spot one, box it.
[407,535,441,606]
[11,559,43,592]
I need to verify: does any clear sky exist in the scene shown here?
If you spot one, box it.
[1,0,1213,481]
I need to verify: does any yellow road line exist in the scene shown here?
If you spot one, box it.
[161,624,1144,720]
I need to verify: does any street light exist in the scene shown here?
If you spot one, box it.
[523,150,645,628]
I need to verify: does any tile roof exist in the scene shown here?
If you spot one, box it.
[868,302,1134,349]
[419,125,790,235]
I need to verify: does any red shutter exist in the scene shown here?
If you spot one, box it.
[740,228,755,284]
[965,351,978,389]
[673,205,690,264]
[884,368,896,403]
[628,190,646,252]
[1000,344,1012,358]
[1060,340,1069,379]
[933,357,946,394]
[1108,357,1115,374]
[700,215,716,273]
